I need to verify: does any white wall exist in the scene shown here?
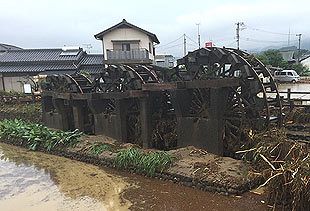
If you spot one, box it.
[102,28,154,60]
[301,57,310,69]
[3,76,25,92]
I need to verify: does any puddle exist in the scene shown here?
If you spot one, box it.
[0,143,131,211]
[0,143,268,211]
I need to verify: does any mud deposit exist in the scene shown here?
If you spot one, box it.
[0,143,131,211]
[0,143,268,211]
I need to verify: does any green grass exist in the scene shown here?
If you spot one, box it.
[90,142,113,155]
[114,147,174,176]
[0,119,175,177]
[0,119,82,151]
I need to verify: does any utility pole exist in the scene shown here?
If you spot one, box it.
[196,23,201,48]
[183,34,187,56]
[236,22,244,50]
[288,27,291,46]
[296,33,302,62]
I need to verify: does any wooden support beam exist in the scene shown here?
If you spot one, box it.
[115,99,129,142]
[142,78,240,91]
[140,95,152,148]
[72,106,85,131]
[88,90,147,100]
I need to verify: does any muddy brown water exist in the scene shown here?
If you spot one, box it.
[278,83,310,100]
[0,143,268,211]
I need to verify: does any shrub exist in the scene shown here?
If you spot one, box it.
[0,119,82,151]
[114,147,174,176]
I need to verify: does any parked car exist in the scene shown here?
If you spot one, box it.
[273,70,300,83]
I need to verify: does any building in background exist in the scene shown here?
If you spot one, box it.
[154,54,175,68]
[0,43,22,52]
[301,55,310,69]
[279,46,298,63]
[94,19,160,64]
[0,46,103,92]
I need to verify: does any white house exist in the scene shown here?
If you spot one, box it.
[155,54,175,68]
[94,19,160,64]
[301,56,310,70]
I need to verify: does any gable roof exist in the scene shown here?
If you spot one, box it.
[94,19,160,44]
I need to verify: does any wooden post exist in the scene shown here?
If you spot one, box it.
[287,88,293,110]
[208,88,226,155]
[140,94,152,148]
[72,106,85,131]
[115,99,128,142]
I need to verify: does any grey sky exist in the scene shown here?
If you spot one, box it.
[1,0,309,57]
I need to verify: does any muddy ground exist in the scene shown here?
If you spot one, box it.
[69,135,261,194]
[0,142,269,211]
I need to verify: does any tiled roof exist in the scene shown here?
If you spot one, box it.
[80,54,103,65]
[78,65,104,74]
[0,48,103,74]
[0,64,76,73]
[0,48,84,63]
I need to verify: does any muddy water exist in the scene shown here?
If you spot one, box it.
[278,83,310,100]
[0,143,268,211]
[0,143,131,211]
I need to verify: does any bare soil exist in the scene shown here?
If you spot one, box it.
[70,135,261,194]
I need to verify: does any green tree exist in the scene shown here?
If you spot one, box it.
[256,49,309,75]
[256,49,286,68]
[290,63,309,76]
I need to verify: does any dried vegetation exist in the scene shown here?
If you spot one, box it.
[237,129,309,211]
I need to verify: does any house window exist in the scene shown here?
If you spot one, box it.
[122,43,130,51]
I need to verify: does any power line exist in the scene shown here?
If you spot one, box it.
[158,43,183,51]
[241,37,299,44]
[211,37,235,42]
[155,35,184,49]
[187,43,197,47]
[246,25,290,36]
[227,40,237,47]
[219,39,237,46]
[185,35,198,45]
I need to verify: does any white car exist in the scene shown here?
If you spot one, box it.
[274,70,300,83]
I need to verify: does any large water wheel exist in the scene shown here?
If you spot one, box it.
[42,73,92,93]
[175,47,282,154]
[92,64,164,145]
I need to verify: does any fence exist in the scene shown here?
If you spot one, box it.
[267,88,310,110]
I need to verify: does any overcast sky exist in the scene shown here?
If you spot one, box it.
[1,0,309,57]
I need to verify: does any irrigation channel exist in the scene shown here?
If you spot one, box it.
[0,143,268,211]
